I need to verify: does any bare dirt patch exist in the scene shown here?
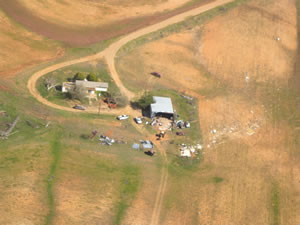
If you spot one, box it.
[199,0,297,87]
[0,10,63,78]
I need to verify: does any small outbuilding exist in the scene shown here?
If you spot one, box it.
[150,96,174,118]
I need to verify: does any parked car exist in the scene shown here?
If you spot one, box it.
[134,117,142,124]
[176,131,185,136]
[73,105,86,110]
[150,72,161,78]
[117,115,129,120]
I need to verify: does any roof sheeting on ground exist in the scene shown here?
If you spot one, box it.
[150,96,174,114]
[132,143,140,150]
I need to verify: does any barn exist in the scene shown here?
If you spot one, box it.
[150,96,174,118]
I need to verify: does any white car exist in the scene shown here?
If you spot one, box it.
[117,115,129,120]
[134,117,142,124]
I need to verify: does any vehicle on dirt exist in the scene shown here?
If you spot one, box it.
[176,131,184,136]
[73,105,86,110]
[144,150,155,156]
[134,117,143,124]
[117,114,129,120]
[150,72,161,78]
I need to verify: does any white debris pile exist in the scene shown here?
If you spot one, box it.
[175,120,190,129]
[99,135,126,146]
[207,116,263,148]
[179,143,202,157]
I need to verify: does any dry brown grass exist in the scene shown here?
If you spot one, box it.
[0,144,51,225]
[53,148,120,225]
[117,0,300,224]
[17,0,192,28]
[199,0,297,87]
[0,10,63,78]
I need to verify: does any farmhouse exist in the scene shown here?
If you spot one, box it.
[76,80,108,93]
[150,96,174,118]
[62,80,108,94]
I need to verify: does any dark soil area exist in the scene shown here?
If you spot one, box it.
[0,0,213,46]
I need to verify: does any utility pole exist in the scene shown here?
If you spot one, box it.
[98,99,101,116]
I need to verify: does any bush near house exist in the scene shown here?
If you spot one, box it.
[73,72,86,80]
[134,92,154,109]
[86,73,97,81]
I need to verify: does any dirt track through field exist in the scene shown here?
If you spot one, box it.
[26,0,234,223]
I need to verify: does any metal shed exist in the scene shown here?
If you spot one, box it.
[150,96,174,118]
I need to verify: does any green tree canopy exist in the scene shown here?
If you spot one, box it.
[136,92,154,109]
[86,73,97,82]
[73,72,85,80]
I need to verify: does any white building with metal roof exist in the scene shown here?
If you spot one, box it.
[150,96,174,118]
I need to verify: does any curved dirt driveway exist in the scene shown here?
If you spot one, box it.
[27,0,233,114]
[27,0,233,224]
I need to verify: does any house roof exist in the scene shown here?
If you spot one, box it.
[150,96,174,114]
[75,80,108,89]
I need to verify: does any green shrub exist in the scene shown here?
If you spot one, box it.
[86,73,97,81]
[73,72,86,80]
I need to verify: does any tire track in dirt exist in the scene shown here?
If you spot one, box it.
[149,140,168,225]
[26,0,234,224]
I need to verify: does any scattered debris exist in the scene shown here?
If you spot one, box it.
[0,116,20,139]
[180,95,193,101]
[207,117,263,148]
[99,134,126,145]
[175,120,191,129]
[179,143,201,157]
[140,140,154,149]
[132,143,140,150]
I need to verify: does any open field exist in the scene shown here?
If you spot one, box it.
[14,0,194,27]
[1,0,300,224]
[0,9,64,78]
[116,0,300,224]
[0,0,217,45]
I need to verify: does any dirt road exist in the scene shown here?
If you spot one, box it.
[27,0,233,113]
[26,0,234,224]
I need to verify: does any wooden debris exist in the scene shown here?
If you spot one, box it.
[0,116,20,139]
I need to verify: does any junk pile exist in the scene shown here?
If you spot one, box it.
[207,116,263,148]
[0,116,19,140]
[99,135,126,145]
[179,143,202,158]
[132,140,155,156]
[174,120,190,129]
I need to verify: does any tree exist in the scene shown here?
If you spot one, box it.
[44,77,58,91]
[136,92,154,109]
[86,73,97,82]
[105,91,128,108]
[73,72,85,81]
[68,84,87,102]
[114,95,128,107]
